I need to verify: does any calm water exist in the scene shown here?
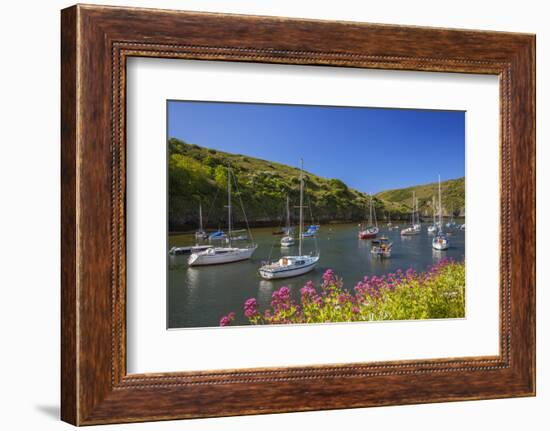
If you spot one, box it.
[168,222,465,328]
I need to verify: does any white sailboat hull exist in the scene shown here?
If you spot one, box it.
[188,246,257,266]
[400,227,419,236]
[259,255,319,280]
[371,249,392,258]
[280,236,295,247]
[432,238,449,250]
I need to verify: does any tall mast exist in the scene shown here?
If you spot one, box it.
[369,195,373,226]
[373,197,378,228]
[227,166,232,247]
[298,159,304,256]
[286,195,290,231]
[199,201,203,231]
[438,174,442,231]
[432,196,436,225]
[412,191,415,225]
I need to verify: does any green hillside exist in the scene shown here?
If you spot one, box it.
[375,177,465,218]
[168,138,464,231]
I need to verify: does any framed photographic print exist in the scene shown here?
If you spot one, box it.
[61,4,536,425]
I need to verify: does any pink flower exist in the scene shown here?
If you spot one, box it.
[219,315,232,327]
[300,283,317,301]
[243,298,259,318]
[271,286,292,310]
[322,269,335,283]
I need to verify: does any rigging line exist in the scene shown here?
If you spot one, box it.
[230,167,255,244]
[304,184,319,255]
[202,187,221,230]
[267,202,285,263]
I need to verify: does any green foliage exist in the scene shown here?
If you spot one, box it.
[375,177,465,217]
[168,138,373,230]
[373,263,465,320]
[220,260,465,326]
[167,137,464,230]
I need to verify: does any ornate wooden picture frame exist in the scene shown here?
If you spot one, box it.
[61,4,535,425]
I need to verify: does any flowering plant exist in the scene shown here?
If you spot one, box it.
[219,258,465,326]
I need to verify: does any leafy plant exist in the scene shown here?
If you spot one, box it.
[219,259,465,326]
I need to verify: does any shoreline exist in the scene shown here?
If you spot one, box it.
[169,217,465,236]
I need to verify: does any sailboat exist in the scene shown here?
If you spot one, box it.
[401,191,420,236]
[194,202,208,240]
[358,196,379,239]
[280,196,295,247]
[302,225,319,237]
[427,196,437,234]
[446,207,457,229]
[413,197,421,232]
[432,175,450,251]
[188,166,257,266]
[259,159,320,279]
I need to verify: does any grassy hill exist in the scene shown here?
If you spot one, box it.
[375,177,465,218]
[169,138,374,231]
[168,138,464,231]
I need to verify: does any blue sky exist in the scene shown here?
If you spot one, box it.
[167,101,465,193]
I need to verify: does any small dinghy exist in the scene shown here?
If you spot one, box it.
[370,237,392,258]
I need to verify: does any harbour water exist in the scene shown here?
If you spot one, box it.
[168,221,465,328]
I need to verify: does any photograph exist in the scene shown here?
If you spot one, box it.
[167,101,466,328]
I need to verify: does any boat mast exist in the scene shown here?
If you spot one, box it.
[432,196,436,226]
[199,201,203,232]
[369,195,373,226]
[227,166,232,247]
[286,195,291,232]
[411,191,416,226]
[298,159,304,256]
[438,174,442,232]
[373,197,378,228]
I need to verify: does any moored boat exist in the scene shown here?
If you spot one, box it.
[427,196,438,234]
[259,159,319,280]
[432,175,450,251]
[169,244,213,255]
[401,191,420,236]
[358,196,379,239]
[280,196,295,247]
[280,236,295,247]
[259,255,319,279]
[189,245,256,265]
[370,237,393,258]
[189,166,257,266]
[194,202,208,240]
[208,230,226,240]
